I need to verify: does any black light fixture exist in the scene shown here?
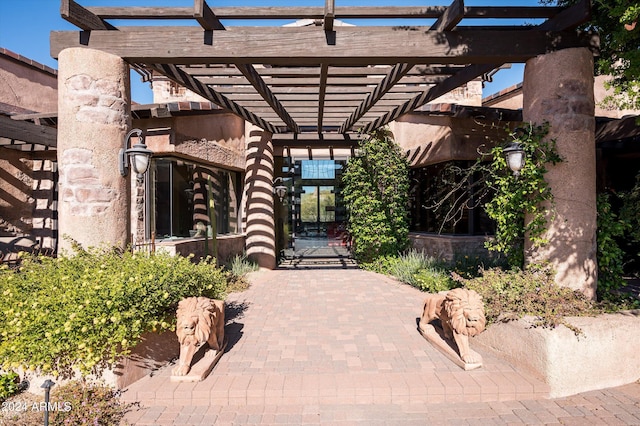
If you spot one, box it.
[503,137,525,177]
[119,128,153,182]
[273,177,288,202]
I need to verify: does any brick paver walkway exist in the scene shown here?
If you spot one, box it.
[122,268,640,425]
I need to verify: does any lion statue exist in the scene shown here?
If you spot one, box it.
[418,288,486,364]
[172,297,225,376]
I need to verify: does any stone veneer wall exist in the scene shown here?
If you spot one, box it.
[57,48,131,252]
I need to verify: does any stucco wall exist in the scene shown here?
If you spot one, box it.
[594,75,640,118]
[474,313,640,398]
[0,53,57,113]
[390,114,505,167]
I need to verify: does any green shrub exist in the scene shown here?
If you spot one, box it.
[460,265,600,333]
[448,252,508,279]
[0,370,19,402]
[360,255,401,275]
[50,380,132,426]
[0,245,227,378]
[413,268,456,293]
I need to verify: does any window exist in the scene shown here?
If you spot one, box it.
[409,161,494,235]
[148,157,240,239]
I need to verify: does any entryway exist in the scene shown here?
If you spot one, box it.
[275,158,352,267]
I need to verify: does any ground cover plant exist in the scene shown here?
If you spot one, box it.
[361,250,456,293]
[456,265,601,334]
[0,243,228,378]
[0,379,133,426]
[0,370,19,402]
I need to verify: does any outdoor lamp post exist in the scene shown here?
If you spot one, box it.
[503,141,525,177]
[273,177,288,202]
[119,128,153,182]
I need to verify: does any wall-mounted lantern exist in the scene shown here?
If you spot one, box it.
[503,141,525,177]
[119,128,153,183]
[273,177,288,202]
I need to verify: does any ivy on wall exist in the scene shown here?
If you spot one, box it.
[342,128,410,262]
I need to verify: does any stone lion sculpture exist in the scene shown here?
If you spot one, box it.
[172,296,225,376]
[418,288,486,364]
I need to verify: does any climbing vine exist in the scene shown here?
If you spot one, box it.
[342,128,410,263]
[483,122,563,267]
[422,122,562,268]
[596,193,628,299]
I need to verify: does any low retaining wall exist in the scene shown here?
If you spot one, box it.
[156,233,246,264]
[409,233,492,262]
[23,330,178,394]
[106,330,179,389]
[473,311,640,398]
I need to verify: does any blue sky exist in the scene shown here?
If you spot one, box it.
[0,0,540,104]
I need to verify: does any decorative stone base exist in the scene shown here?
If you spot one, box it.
[418,323,483,371]
[170,339,227,382]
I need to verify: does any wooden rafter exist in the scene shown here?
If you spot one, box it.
[1,116,57,147]
[317,64,329,132]
[361,0,594,132]
[323,0,334,32]
[149,63,280,133]
[340,0,465,132]
[236,64,299,132]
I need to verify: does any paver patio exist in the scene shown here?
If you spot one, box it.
[121,267,640,425]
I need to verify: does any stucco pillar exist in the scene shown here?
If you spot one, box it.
[57,48,131,253]
[243,125,276,269]
[523,47,597,299]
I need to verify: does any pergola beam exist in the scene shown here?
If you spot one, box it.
[61,0,114,30]
[51,28,597,66]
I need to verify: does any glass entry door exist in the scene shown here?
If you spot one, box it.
[300,185,335,237]
[286,159,347,253]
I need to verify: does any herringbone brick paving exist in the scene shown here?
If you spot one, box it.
[122,268,640,425]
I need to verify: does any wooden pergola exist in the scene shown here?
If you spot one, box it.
[51,0,597,142]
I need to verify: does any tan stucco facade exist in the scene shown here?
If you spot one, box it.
[0,51,58,114]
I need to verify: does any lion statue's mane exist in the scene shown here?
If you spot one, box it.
[172,296,225,376]
[419,288,486,364]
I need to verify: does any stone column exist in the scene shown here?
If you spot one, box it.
[523,47,597,299]
[57,48,131,254]
[243,125,276,269]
